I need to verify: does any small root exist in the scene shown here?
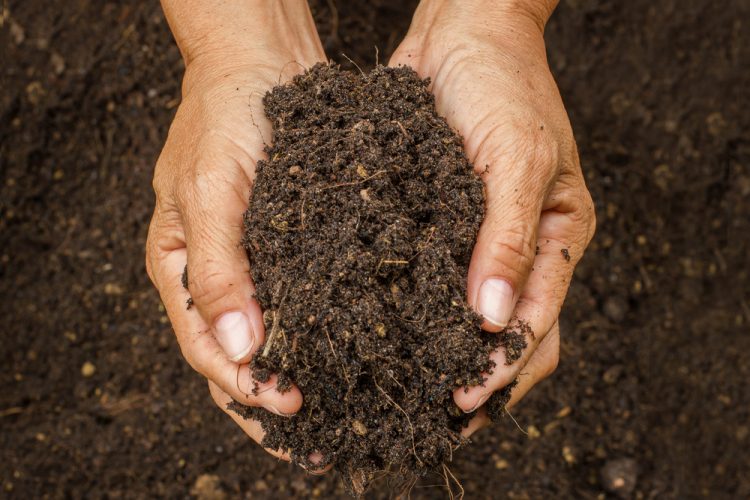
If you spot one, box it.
[341,53,365,76]
[442,463,464,500]
[320,169,386,191]
[393,120,412,141]
[505,406,528,436]
[262,284,288,358]
[375,379,423,467]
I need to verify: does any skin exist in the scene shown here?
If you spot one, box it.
[146,0,595,464]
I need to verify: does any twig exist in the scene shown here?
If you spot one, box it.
[374,379,423,466]
[409,226,436,262]
[341,53,364,76]
[0,407,23,418]
[324,328,337,358]
[386,370,405,392]
[320,169,386,191]
[324,327,352,387]
[504,406,528,435]
[277,59,307,84]
[393,120,412,141]
[262,284,288,357]
[442,463,464,500]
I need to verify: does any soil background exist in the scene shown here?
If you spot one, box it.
[1,0,748,498]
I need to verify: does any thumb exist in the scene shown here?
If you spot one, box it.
[467,146,552,331]
[179,153,264,363]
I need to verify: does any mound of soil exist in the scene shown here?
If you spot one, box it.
[229,63,526,493]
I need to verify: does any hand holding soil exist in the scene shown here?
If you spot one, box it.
[146,1,326,460]
[146,0,596,488]
[389,0,596,428]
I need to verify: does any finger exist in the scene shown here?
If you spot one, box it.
[456,176,592,409]
[460,407,490,438]
[208,380,291,462]
[301,452,333,476]
[154,242,303,416]
[454,309,561,413]
[465,129,557,332]
[459,324,558,437]
[506,321,560,409]
[177,148,265,364]
[479,181,591,387]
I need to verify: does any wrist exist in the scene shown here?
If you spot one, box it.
[162,1,325,81]
[409,0,556,38]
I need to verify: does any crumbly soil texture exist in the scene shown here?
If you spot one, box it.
[229,63,525,493]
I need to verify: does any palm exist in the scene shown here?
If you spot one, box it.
[388,27,594,427]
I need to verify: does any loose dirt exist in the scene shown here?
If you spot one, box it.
[229,63,526,494]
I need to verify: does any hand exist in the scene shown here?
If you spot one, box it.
[389,0,595,428]
[146,1,326,459]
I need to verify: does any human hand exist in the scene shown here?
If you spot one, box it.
[389,0,595,428]
[146,1,326,458]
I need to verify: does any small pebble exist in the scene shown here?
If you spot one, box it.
[494,458,509,470]
[556,406,572,418]
[81,362,96,378]
[601,457,638,497]
[374,323,386,338]
[352,420,368,436]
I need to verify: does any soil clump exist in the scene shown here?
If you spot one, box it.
[231,63,526,493]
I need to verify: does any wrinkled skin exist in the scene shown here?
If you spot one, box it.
[146,0,594,463]
[389,0,595,432]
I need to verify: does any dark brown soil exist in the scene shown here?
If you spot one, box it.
[2,0,749,498]
[228,63,524,492]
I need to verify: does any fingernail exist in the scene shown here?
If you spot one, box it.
[466,393,491,414]
[214,311,254,362]
[477,278,514,327]
[266,404,293,417]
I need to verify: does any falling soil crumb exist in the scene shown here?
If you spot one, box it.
[228,63,528,495]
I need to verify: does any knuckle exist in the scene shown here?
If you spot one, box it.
[557,185,597,254]
[573,190,597,248]
[486,225,536,275]
[188,265,235,318]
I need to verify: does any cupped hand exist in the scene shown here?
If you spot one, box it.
[389,0,596,428]
[146,5,326,457]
